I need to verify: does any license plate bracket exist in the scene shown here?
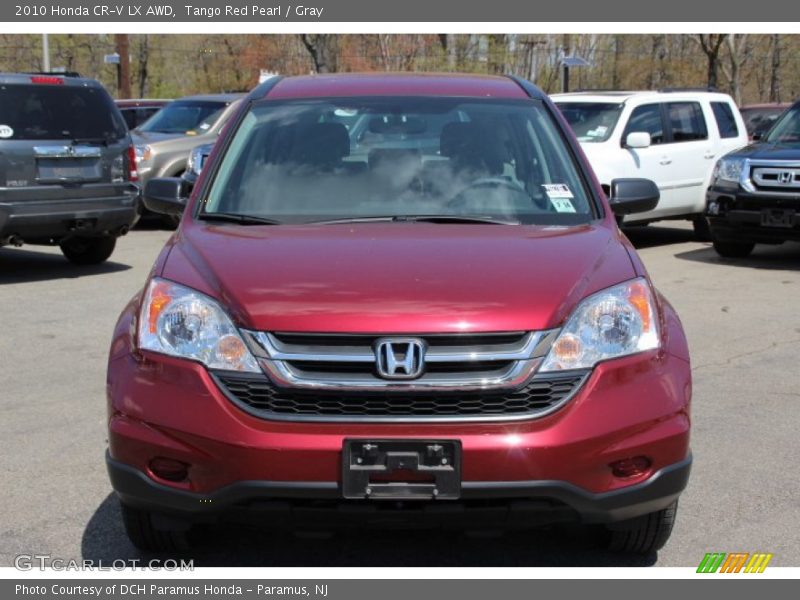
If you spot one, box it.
[342,439,461,500]
[761,208,796,228]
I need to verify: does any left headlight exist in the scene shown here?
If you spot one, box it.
[540,278,659,371]
[138,278,260,372]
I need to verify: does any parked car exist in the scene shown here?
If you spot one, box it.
[739,103,791,140]
[706,99,800,257]
[115,99,171,131]
[132,93,243,184]
[553,89,748,239]
[0,72,140,264]
[107,73,691,555]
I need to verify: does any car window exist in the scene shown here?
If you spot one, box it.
[0,84,126,141]
[667,102,708,142]
[203,98,596,226]
[710,102,739,139]
[555,102,623,143]
[623,104,665,145]
[138,101,226,134]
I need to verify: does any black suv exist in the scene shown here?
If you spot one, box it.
[0,73,140,264]
[707,100,800,257]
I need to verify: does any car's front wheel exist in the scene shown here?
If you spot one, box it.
[712,240,755,258]
[605,500,678,554]
[60,236,117,265]
[120,503,192,553]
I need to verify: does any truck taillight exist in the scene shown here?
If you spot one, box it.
[126,145,139,182]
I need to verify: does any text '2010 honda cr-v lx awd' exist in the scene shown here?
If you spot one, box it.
[106,73,692,555]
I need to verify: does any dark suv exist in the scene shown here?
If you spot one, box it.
[0,73,140,264]
[707,99,800,257]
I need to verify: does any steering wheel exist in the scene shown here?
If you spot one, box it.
[447,177,529,211]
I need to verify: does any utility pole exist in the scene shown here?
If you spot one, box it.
[115,34,131,98]
[561,34,571,93]
[42,34,50,71]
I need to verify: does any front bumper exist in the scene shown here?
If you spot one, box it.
[707,187,800,243]
[107,451,691,526]
[107,339,692,527]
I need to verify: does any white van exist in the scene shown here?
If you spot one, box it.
[553,90,748,238]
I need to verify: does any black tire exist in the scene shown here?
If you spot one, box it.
[712,240,755,258]
[692,216,712,242]
[120,503,192,553]
[606,500,678,554]
[60,236,116,265]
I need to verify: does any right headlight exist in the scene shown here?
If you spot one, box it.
[712,157,745,185]
[540,278,659,371]
[138,278,260,372]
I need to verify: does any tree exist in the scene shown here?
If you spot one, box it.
[720,34,751,105]
[692,34,727,89]
[769,34,782,102]
[299,34,339,73]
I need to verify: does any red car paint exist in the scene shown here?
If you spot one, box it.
[106,74,691,535]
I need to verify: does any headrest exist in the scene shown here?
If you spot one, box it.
[286,122,350,166]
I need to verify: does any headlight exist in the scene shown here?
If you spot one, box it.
[540,278,659,371]
[713,157,745,185]
[134,144,151,164]
[187,144,212,176]
[138,278,260,372]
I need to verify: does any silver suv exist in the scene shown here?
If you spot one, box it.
[0,72,140,264]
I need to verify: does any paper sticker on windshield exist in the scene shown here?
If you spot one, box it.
[0,125,13,138]
[550,197,577,213]
[542,184,574,199]
[587,125,608,137]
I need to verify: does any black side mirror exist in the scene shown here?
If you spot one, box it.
[608,178,660,216]
[143,178,188,216]
[751,131,764,141]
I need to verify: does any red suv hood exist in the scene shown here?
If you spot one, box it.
[162,222,635,333]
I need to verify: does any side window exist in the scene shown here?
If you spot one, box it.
[667,102,708,142]
[711,101,739,139]
[623,104,665,145]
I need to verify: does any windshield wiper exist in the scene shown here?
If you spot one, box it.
[310,215,519,225]
[198,212,281,225]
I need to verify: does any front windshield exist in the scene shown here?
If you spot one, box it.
[203,97,596,225]
[764,106,800,145]
[138,100,227,134]
[555,102,622,143]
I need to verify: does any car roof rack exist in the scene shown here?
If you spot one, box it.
[658,86,718,93]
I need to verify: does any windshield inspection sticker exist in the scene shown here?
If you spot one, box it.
[0,125,13,138]
[542,184,577,213]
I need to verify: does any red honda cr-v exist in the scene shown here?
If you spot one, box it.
[106,73,691,554]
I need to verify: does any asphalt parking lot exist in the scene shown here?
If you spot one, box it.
[1,222,799,568]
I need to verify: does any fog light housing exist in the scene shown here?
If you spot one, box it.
[610,456,652,478]
[149,457,190,482]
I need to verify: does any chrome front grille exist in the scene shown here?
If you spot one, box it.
[752,166,800,190]
[240,330,558,392]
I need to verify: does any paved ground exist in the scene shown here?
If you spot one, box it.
[1,222,798,568]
